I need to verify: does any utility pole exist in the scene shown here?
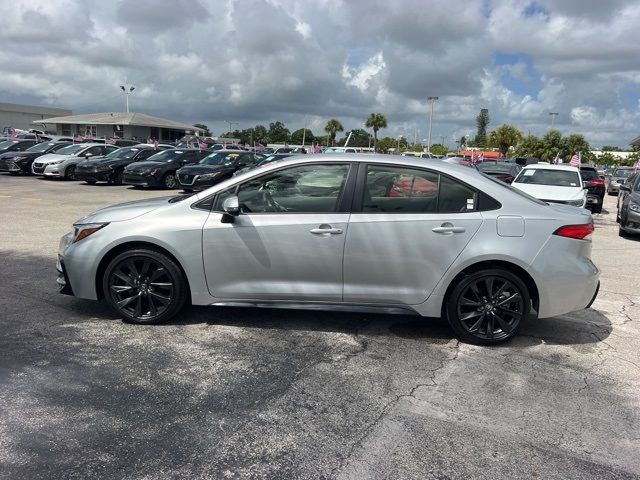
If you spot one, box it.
[549,112,559,128]
[427,96,439,152]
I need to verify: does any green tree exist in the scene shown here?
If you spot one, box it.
[539,129,563,161]
[268,121,290,143]
[193,123,211,137]
[561,133,593,164]
[348,129,372,148]
[324,119,344,146]
[474,108,490,147]
[291,128,315,145]
[488,124,523,157]
[376,137,396,153]
[601,145,621,151]
[365,112,388,151]
[252,125,269,144]
[514,134,543,158]
[429,144,449,156]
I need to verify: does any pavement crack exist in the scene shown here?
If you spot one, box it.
[328,340,460,478]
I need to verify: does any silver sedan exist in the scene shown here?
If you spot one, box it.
[58,155,599,345]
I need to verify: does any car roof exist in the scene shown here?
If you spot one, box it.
[521,164,578,171]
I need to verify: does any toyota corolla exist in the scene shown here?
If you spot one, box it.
[57,155,599,345]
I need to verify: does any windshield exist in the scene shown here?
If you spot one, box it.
[480,172,548,206]
[146,150,184,162]
[477,162,514,173]
[580,169,599,180]
[56,144,87,155]
[26,142,57,153]
[200,152,240,166]
[514,169,581,187]
[0,140,19,150]
[613,169,633,178]
[105,147,140,159]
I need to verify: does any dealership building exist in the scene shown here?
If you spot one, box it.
[0,102,72,131]
[33,112,203,142]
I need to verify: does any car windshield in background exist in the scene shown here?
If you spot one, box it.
[477,163,514,173]
[515,169,580,187]
[258,154,289,165]
[614,169,633,178]
[26,142,57,153]
[105,147,140,159]
[56,144,87,155]
[480,172,547,206]
[200,152,239,166]
[0,140,19,150]
[147,150,184,162]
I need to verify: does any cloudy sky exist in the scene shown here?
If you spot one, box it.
[0,0,638,148]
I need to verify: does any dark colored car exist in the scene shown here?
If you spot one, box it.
[580,166,605,213]
[176,150,265,191]
[233,153,292,176]
[123,149,210,189]
[0,140,38,160]
[0,140,71,175]
[475,161,522,183]
[75,146,164,185]
[617,172,640,237]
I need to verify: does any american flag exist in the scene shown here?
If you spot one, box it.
[570,153,580,167]
[73,134,84,143]
[199,142,208,150]
[188,142,195,149]
[634,158,640,171]
[153,139,159,149]
[314,144,322,154]
[470,150,480,164]
[106,138,117,145]
[256,143,265,152]
[8,128,18,138]
[478,152,484,162]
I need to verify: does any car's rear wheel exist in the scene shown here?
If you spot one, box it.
[64,165,76,180]
[111,169,123,185]
[162,172,177,189]
[446,268,530,345]
[592,200,602,214]
[103,248,188,324]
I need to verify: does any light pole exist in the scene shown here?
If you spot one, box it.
[225,121,239,136]
[427,96,439,152]
[301,117,308,147]
[549,112,559,128]
[120,82,135,113]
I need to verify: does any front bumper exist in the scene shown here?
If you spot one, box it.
[122,172,154,187]
[56,256,74,295]
[32,162,47,175]
[76,170,112,182]
[0,159,20,172]
[621,208,640,234]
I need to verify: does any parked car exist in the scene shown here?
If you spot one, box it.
[233,153,293,177]
[607,167,635,195]
[475,161,522,183]
[41,144,120,180]
[579,165,605,213]
[511,164,586,208]
[0,139,38,158]
[32,143,117,177]
[122,148,210,189]
[617,172,640,237]
[75,146,166,185]
[401,151,435,158]
[0,140,71,175]
[57,155,599,345]
[324,147,357,154]
[177,150,265,191]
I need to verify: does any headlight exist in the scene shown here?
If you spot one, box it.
[72,223,109,243]
[145,167,162,175]
[567,199,584,207]
[199,172,220,180]
[630,202,640,212]
[49,160,64,165]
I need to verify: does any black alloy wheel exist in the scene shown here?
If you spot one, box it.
[163,172,177,189]
[447,269,530,345]
[103,249,187,324]
[65,165,76,180]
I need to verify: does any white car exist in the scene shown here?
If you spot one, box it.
[32,143,112,177]
[511,164,587,208]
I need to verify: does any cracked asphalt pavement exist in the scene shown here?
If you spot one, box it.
[0,176,639,479]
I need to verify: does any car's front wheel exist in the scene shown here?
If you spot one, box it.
[102,248,188,324]
[446,268,530,345]
[64,165,76,181]
[162,172,177,189]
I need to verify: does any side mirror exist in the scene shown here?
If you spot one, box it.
[222,195,240,219]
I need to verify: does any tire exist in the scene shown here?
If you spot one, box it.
[85,180,97,185]
[102,248,188,324]
[162,172,177,189]
[64,165,76,181]
[619,226,627,237]
[112,169,123,185]
[592,201,602,214]
[446,268,530,345]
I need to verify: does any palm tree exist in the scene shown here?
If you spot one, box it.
[324,119,344,146]
[365,113,388,151]
[488,124,523,157]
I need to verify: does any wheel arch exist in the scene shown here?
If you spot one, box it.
[440,259,540,317]
[95,240,192,303]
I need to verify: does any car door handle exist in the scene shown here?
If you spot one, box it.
[310,224,343,236]
[432,223,466,234]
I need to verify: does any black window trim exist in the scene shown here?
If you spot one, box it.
[193,161,358,213]
[351,162,501,214]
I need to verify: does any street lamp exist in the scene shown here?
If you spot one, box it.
[119,82,135,113]
[427,96,439,152]
[549,112,559,128]
[225,121,239,135]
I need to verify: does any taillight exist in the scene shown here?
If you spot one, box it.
[586,179,604,187]
[553,224,594,240]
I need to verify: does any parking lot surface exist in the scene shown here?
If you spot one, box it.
[1,175,639,479]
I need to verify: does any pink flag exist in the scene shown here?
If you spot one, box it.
[199,142,208,150]
[106,138,117,145]
[9,128,18,138]
[188,142,195,149]
[570,153,580,167]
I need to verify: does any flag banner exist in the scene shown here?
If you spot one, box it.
[570,154,580,167]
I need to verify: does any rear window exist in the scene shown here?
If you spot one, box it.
[580,169,599,180]
[515,169,580,187]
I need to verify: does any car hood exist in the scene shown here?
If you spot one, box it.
[75,196,172,224]
[0,151,34,159]
[512,183,584,201]
[126,161,166,172]
[177,164,226,175]
[34,153,69,164]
